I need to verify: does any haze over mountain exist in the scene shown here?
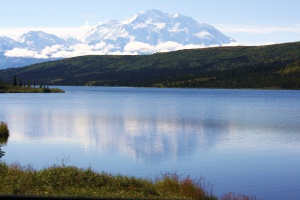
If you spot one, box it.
[0,9,237,69]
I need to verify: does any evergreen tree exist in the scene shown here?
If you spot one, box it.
[13,75,17,86]
[0,79,3,90]
[19,78,23,87]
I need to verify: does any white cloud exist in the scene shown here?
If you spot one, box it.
[41,45,65,55]
[4,48,49,59]
[222,41,240,46]
[194,31,213,39]
[51,44,100,58]
[124,41,228,53]
[124,41,155,52]
[5,42,118,59]
[50,43,125,58]
[4,39,240,59]
[92,41,106,50]
[109,51,138,55]
[50,50,73,58]
[156,41,186,52]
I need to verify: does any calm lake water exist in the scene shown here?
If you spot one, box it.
[0,86,299,199]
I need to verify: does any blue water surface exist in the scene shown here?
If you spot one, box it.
[0,87,299,199]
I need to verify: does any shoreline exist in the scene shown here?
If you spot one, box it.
[0,86,65,93]
[0,161,256,200]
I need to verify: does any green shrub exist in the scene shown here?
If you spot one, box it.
[0,122,9,137]
[155,173,208,199]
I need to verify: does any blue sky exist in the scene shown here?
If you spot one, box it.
[1,0,300,45]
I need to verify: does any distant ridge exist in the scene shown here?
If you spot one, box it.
[1,42,299,89]
[0,9,236,69]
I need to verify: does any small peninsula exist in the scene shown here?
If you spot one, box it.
[0,76,64,93]
[0,86,64,93]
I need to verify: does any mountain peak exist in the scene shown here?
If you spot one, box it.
[19,31,49,41]
[172,13,180,18]
[1,9,237,69]
[86,9,236,50]
[138,9,164,15]
[134,9,169,22]
[0,36,23,52]
[18,30,67,51]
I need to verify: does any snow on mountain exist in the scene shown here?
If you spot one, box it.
[85,9,236,53]
[0,31,72,69]
[18,31,68,51]
[0,36,23,52]
[0,9,237,69]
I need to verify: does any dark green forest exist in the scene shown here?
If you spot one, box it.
[1,41,300,89]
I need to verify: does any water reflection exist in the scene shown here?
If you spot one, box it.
[0,121,9,158]
[0,136,8,158]
[1,88,300,200]
[2,107,237,162]
[0,136,9,145]
[4,104,299,163]
[0,146,4,158]
[1,88,300,163]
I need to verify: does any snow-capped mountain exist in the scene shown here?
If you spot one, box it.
[0,36,23,52]
[19,31,69,51]
[0,9,236,69]
[86,9,235,52]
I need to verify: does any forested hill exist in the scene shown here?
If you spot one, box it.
[1,42,300,89]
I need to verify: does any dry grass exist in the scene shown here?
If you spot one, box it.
[220,192,256,200]
[0,162,219,199]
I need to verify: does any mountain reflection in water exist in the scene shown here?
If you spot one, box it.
[1,87,300,199]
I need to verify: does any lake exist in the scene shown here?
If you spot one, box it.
[0,86,299,199]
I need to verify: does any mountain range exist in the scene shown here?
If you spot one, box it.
[0,9,236,69]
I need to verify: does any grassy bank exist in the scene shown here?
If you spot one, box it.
[0,162,258,199]
[0,85,64,93]
[0,162,219,199]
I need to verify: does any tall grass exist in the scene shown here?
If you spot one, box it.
[220,192,256,200]
[0,162,218,199]
[0,122,9,137]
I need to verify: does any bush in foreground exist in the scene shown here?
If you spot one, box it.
[0,162,218,199]
[0,162,256,199]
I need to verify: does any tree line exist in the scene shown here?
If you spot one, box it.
[0,75,51,92]
[0,41,299,89]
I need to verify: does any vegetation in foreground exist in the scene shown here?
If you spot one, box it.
[0,162,257,200]
[0,162,219,199]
